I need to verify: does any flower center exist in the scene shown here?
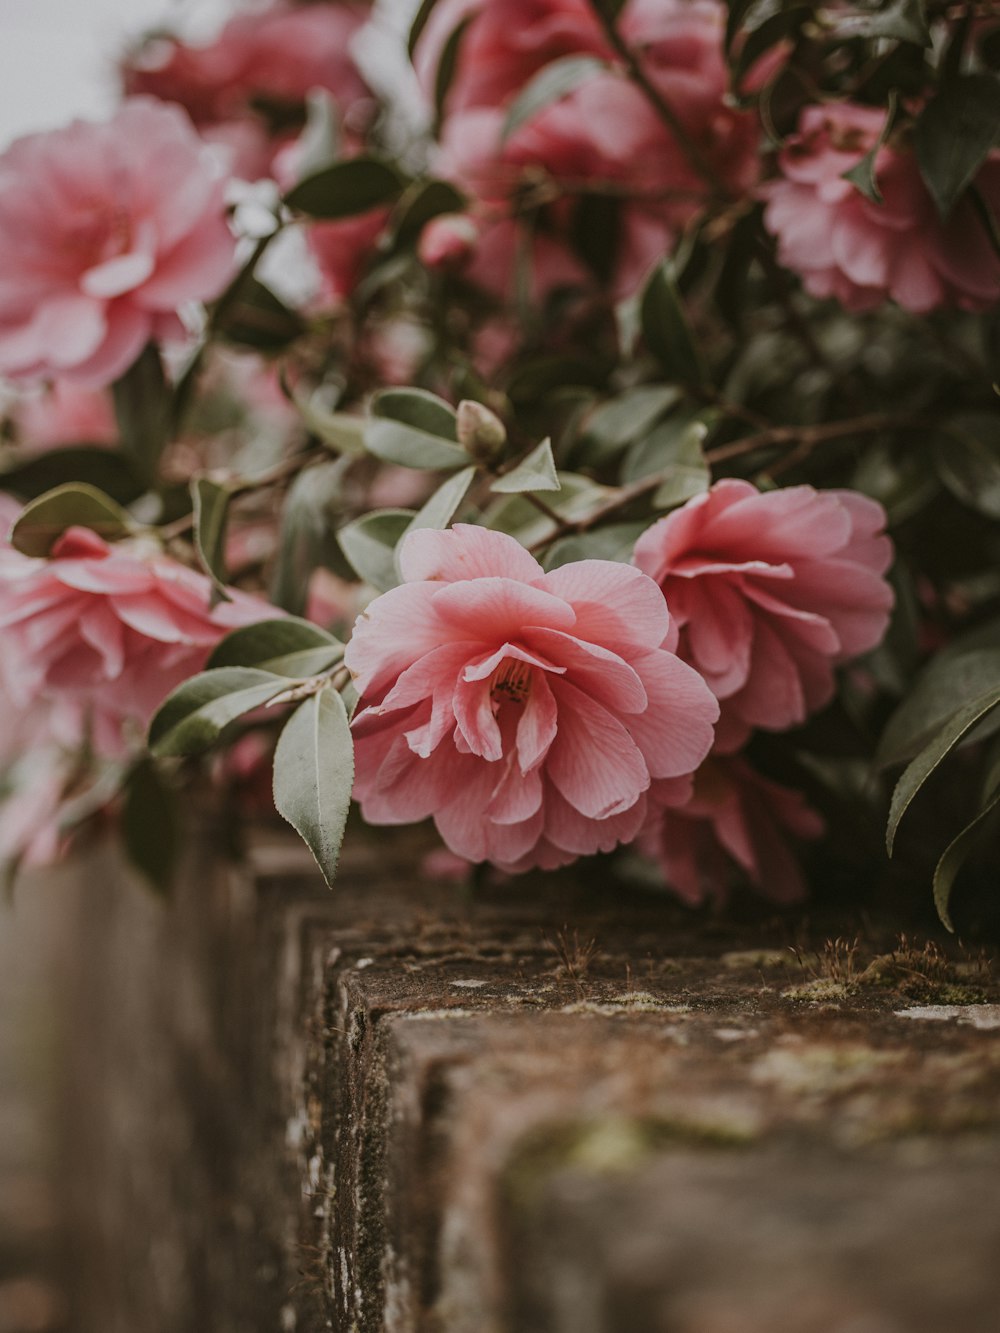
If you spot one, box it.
[491,658,532,705]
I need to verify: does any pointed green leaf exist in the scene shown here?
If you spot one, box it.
[406,466,476,533]
[284,157,406,219]
[190,476,231,601]
[273,685,354,888]
[10,482,132,556]
[271,460,348,615]
[886,686,1000,854]
[337,509,415,591]
[915,75,1000,218]
[502,56,608,140]
[576,385,681,467]
[122,758,180,897]
[640,261,707,387]
[933,785,1000,932]
[877,648,1000,769]
[288,390,367,455]
[390,179,467,247]
[491,438,560,494]
[542,520,649,569]
[149,667,289,757]
[433,14,475,125]
[208,617,343,677]
[112,342,170,485]
[623,413,712,484]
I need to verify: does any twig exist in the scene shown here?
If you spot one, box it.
[158,446,325,542]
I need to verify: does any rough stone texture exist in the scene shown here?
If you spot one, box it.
[54,826,1000,1332]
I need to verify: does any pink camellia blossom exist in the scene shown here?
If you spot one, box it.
[12,381,117,450]
[307,208,391,302]
[640,754,824,906]
[345,524,719,872]
[633,480,894,751]
[123,4,372,181]
[762,102,1000,313]
[0,99,236,388]
[0,525,274,755]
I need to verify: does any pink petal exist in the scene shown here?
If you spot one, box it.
[399,523,545,584]
[539,559,669,652]
[546,678,649,818]
[625,650,718,778]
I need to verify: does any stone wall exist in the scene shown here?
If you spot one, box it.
[57,827,1000,1332]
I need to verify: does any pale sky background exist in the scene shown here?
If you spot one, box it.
[0,0,235,147]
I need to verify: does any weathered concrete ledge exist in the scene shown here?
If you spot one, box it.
[59,827,1000,1332]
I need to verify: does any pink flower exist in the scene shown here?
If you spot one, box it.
[641,754,824,906]
[123,4,372,180]
[11,381,117,450]
[632,481,893,750]
[0,525,274,755]
[762,102,1000,313]
[345,524,718,872]
[307,208,391,302]
[0,99,236,387]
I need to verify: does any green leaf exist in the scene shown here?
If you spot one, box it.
[640,261,707,387]
[502,55,608,140]
[623,411,712,484]
[0,447,145,504]
[915,75,1000,218]
[271,460,349,615]
[122,758,180,897]
[433,14,475,126]
[364,388,468,470]
[207,617,343,678]
[483,472,610,546]
[933,784,1000,932]
[389,179,466,247]
[856,0,931,46]
[190,477,231,601]
[843,91,898,204]
[214,276,306,352]
[284,156,406,219]
[542,520,648,569]
[491,439,560,494]
[886,686,1000,854]
[149,667,289,758]
[112,342,170,485]
[273,684,354,889]
[337,509,415,591]
[877,648,1000,768]
[406,465,476,532]
[934,412,1000,518]
[10,482,132,556]
[287,386,367,455]
[575,385,681,467]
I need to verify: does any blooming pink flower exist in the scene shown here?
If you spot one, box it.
[307,208,391,302]
[641,754,824,905]
[632,481,893,750]
[0,525,274,755]
[12,381,117,450]
[0,99,236,387]
[346,524,718,871]
[762,102,1000,313]
[123,4,372,180]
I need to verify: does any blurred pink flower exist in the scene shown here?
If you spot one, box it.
[346,524,718,871]
[421,0,759,299]
[0,525,274,754]
[641,754,824,906]
[633,481,893,750]
[12,382,117,450]
[123,3,372,180]
[762,102,1000,313]
[307,207,390,302]
[0,99,236,387]
[0,751,69,871]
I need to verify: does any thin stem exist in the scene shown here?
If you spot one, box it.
[588,1,726,196]
[704,412,925,466]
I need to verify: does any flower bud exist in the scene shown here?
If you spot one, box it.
[456,399,507,463]
[418,213,479,270]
